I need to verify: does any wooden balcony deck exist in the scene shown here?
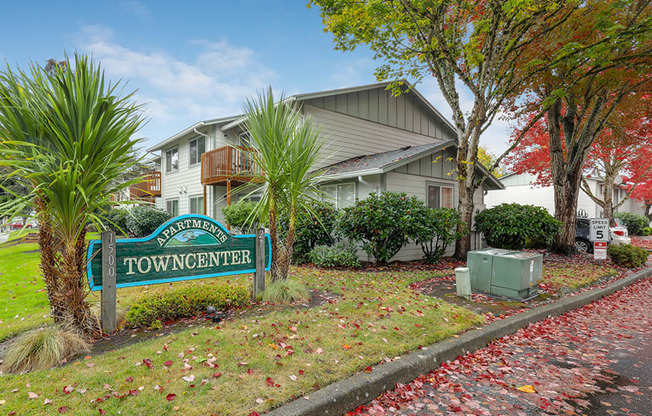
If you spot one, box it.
[201,146,261,186]
[129,171,162,201]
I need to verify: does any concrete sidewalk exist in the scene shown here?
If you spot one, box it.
[0,232,9,244]
[266,267,652,416]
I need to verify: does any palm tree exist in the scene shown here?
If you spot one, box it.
[239,87,325,280]
[0,55,144,336]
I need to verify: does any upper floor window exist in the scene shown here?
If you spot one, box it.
[189,137,205,165]
[165,147,178,172]
[427,184,454,209]
[322,183,356,209]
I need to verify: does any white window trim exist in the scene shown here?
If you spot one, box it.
[189,137,205,166]
[189,194,204,215]
[166,198,179,216]
[322,182,357,209]
[165,146,179,173]
[426,182,455,209]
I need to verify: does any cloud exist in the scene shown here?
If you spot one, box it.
[120,1,152,19]
[74,25,277,144]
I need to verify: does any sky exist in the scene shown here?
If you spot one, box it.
[0,0,513,155]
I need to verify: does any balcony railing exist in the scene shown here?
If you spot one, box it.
[201,146,261,186]
[129,171,162,201]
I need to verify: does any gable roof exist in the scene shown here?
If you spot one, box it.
[220,80,456,135]
[320,140,504,190]
[147,116,240,153]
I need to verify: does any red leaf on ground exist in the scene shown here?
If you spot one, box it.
[58,407,68,414]
[247,369,254,375]
[143,358,153,369]
[163,360,173,366]
[213,372,222,378]
[364,367,373,373]
[99,410,106,415]
[125,376,133,383]
[166,393,176,401]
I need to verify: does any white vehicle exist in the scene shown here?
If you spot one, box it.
[609,218,631,246]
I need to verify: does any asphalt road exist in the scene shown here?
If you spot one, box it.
[352,277,652,416]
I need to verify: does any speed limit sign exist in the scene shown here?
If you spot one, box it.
[590,218,609,242]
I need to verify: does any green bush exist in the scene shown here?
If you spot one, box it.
[413,207,466,263]
[222,201,261,234]
[308,242,360,268]
[125,284,249,328]
[640,227,652,236]
[474,203,561,250]
[338,192,422,263]
[281,202,338,264]
[103,207,131,236]
[607,244,649,268]
[614,212,649,235]
[126,205,172,238]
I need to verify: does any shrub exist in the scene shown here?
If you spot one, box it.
[640,227,652,236]
[308,242,360,268]
[614,212,649,235]
[125,284,249,328]
[262,279,310,304]
[222,201,261,234]
[103,207,131,236]
[281,202,338,264]
[1,326,89,373]
[413,207,466,263]
[607,244,649,268]
[126,205,171,237]
[474,203,561,250]
[338,192,422,263]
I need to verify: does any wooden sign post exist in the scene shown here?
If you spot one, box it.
[100,229,117,333]
[252,228,266,299]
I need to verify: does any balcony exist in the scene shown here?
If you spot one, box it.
[129,171,162,202]
[201,146,262,186]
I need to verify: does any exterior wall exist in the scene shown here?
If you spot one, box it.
[305,105,448,171]
[485,174,646,218]
[302,87,456,141]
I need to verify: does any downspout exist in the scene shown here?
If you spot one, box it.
[194,125,209,216]
[358,176,379,196]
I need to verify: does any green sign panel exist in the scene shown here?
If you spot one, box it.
[86,215,271,291]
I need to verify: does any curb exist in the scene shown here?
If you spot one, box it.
[266,267,652,416]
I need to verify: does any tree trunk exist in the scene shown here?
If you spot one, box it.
[454,180,474,259]
[551,174,582,254]
[277,203,298,280]
[268,190,280,281]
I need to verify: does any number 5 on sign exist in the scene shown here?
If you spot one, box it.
[590,218,609,242]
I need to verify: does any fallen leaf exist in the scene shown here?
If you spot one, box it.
[516,385,537,393]
[28,392,38,399]
[163,360,173,366]
[44,398,52,405]
[166,393,177,401]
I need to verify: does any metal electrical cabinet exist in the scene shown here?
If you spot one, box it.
[490,252,542,299]
[467,248,515,293]
[467,249,542,300]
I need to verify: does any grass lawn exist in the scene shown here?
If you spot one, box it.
[0,241,628,416]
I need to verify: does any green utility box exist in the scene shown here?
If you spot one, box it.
[491,252,542,299]
[467,248,515,293]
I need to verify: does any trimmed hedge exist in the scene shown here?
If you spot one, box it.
[125,284,249,328]
[607,244,649,268]
[474,203,561,250]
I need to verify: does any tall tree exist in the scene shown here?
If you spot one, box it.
[311,0,574,258]
[512,0,652,253]
[0,55,144,336]
[507,92,652,224]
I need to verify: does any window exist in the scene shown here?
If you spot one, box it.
[190,195,204,215]
[322,183,355,209]
[189,137,205,165]
[166,199,179,217]
[165,147,178,172]
[427,184,454,209]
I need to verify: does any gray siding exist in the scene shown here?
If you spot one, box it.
[303,86,455,140]
[307,105,447,170]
